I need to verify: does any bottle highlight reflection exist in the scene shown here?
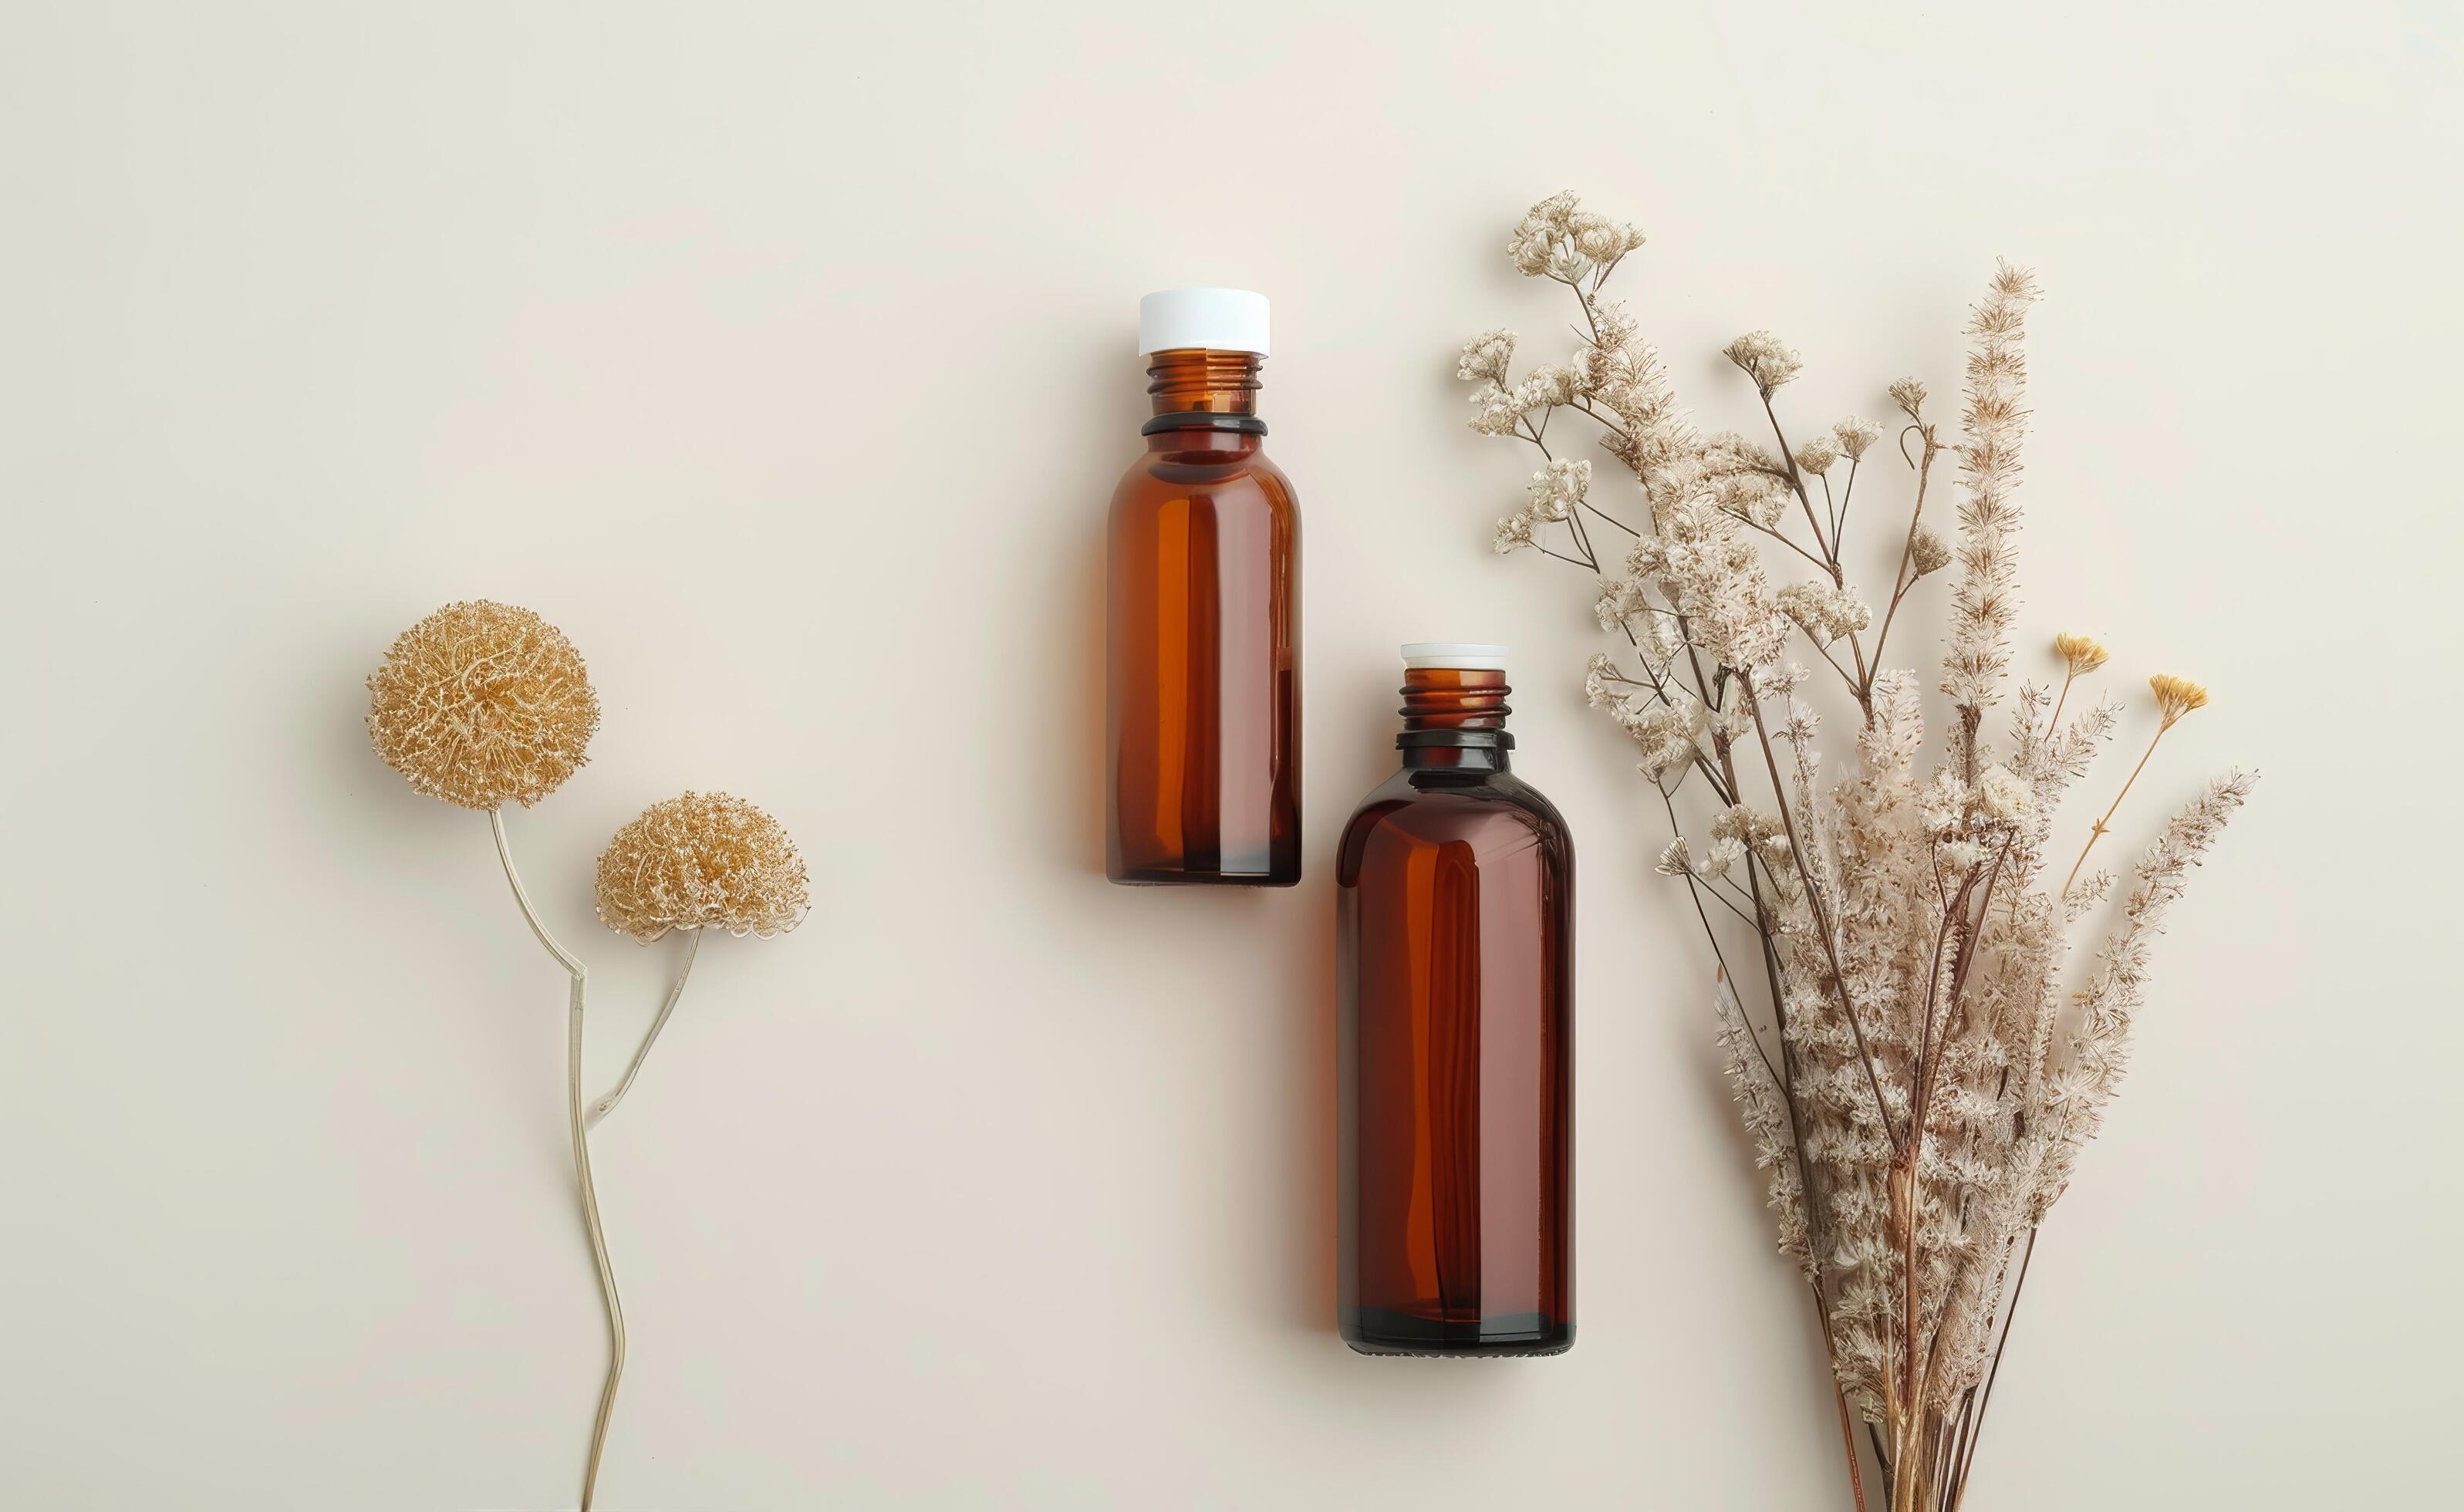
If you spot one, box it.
[1336,645,1574,1355]
[1105,289,1299,886]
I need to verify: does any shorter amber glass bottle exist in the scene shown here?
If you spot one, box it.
[1105,289,1300,886]
[1336,645,1575,1356]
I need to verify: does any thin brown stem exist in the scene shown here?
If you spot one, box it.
[2062,723,2169,896]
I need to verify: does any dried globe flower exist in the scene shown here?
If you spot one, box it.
[367,596,622,1507]
[596,791,810,943]
[367,599,599,810]
[586,791,813,1129]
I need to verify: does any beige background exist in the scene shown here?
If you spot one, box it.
[2,2,2455,1507]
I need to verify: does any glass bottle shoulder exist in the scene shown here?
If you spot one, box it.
[1109,442,1297,523]
[1336,766,1571,881]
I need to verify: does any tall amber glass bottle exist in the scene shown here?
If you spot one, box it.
[1336,645,1574,1355]
[1106,289,1300,886]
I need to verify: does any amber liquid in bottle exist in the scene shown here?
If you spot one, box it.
[1105,345,1300,885]
[1336,652,1574,1355]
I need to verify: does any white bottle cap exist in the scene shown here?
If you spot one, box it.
[1139,288,1270,356]
[1401,642,1510,670]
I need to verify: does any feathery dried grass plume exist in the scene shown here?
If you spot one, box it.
[1455,196,2249,1512]
[367,599,599,809]
[595,791,810,943]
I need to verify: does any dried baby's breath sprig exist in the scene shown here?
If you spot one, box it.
[367,599,599,810]
[1726,330,1804,395]
[1456,202,2249,1512]
[586,793,809,1129]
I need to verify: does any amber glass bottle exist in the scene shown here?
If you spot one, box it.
[1336,646,1574,1355]
[1105,289,1299,886]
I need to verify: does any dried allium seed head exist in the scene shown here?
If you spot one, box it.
[1887,376,1929,418]
[595,791,810,943]
[2149,673,2210,727]
[367,600,599,810]
[2055,632,2111,677]
[1793,436,1839,474]
[1909,526,1953,577]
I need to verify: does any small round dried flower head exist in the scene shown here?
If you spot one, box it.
[1793,436,1839,475]
[367,599,599,810]
[595,791,810,943]
[2055,632,2111,677]
[2149,673,2210,728]
[1887,376,1929,419]
[1909,526,1953,577]
[1831,416,1883,461]
[1724,332,1804,393]
[1456,328,1517,384]
[1508,191,1582,277]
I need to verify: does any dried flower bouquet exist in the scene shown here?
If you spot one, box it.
[1458,194,2250,1511]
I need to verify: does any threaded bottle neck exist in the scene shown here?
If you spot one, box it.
[1145,349,1264,434]
[1398,667,1513,769]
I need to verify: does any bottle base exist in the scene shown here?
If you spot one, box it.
[1340,1307,1574,1358]
[1107,865,1300,887]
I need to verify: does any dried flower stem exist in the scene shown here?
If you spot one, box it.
[2061,725,2163,898]
[589,928,703,1129]
[489,808,624,1512]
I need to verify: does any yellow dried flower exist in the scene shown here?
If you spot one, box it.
[2149,673,2210,727]
[2055,632,2110,677]
[595,791,809,943]
[367,600,599,810]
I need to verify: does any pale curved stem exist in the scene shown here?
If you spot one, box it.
[490,808,624,1512]
[588,927,702,1129]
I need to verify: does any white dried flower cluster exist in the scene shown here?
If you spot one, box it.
[1507,189,1645,282]
[1833,416,1883,461]
[1456,329,1516,383]
[1776,581,1872,646]
[1457,202,2251,1492]
[1494,458,1591,552]
[1909,525,1953,577]
[1725,330,1804,393]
